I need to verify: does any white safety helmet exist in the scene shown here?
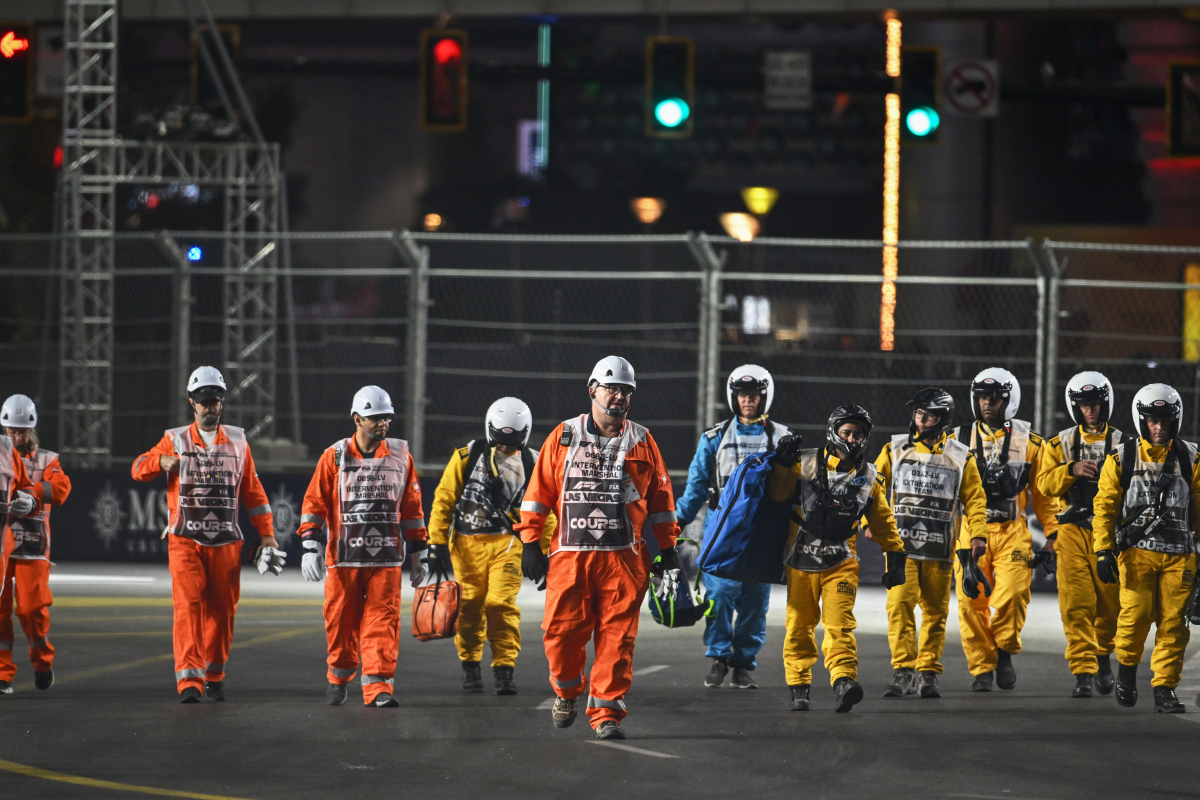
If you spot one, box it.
[1132,383,1182,441]
[971,367,1021,422]
[0,394,37,429]
[187,366,226,400]
[1065,371,1113,425]
[727,364,774,415]
[486,397,532,448]
[588,356,636,390]
[351,385,395,418]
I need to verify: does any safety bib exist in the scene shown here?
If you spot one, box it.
[964,420,1032,524]
[786,448,876,572]
[168,425,247,546]
[1120,440,1198,556]
[713,419,789,489]
[889,433,969,562]
[454,442,537,536]
[558,414,647,551]
[335,438,409,567]
[8,449,57,560]
[1056,425,1121,529]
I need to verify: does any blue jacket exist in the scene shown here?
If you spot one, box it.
[676,419,773,538]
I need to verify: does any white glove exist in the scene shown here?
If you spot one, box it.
[301,540,326,582]
[409,551,430,588]
[255,544,287,576]
[656,569,681,602]
[9,490,34,517]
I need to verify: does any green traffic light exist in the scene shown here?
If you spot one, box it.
[654,98,690,128]
[905,107,940,137]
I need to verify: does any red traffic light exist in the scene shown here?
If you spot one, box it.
[433,38,461,65]
[1,30,29,59]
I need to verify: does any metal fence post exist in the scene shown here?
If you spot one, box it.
[1038,240,1065,435]
[687,233,724,436]
[394,231,429,464]
[155,232,191,423]
[1028,238,1048,434]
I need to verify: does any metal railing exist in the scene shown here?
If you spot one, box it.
[0,231,1191,473]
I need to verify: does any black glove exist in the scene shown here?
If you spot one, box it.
[521,540,549,589]
[771,434,803,468]
[957,549,993,600]
[426,543,453,581]
[1029,548,1056,578]
[881,551,908,589]
[1096,549,1119,585]
[651,545,683,577]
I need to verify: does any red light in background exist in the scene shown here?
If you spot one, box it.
[53,146,62,169]
[0,31,29,59]
[433,38,461,64]
[144,193,160,209]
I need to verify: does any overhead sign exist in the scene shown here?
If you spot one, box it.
[764,51,812,111]
[943,59,999,118]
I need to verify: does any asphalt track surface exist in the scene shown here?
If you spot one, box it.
[2,563,1200,800]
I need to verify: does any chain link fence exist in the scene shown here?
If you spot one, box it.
[0,231,1192,474]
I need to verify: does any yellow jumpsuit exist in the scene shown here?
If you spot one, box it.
[954,421,1059,676]
[876,434,988,674]
[1035,425,1122,676]
[429,443,555,668]
[1093,440,1200,688]
[768,451,904,687]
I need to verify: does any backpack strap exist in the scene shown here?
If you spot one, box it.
[462,439,490,483]
[1174,439,1194,487]
[1118,438,1138,493]
[519,446,537,498]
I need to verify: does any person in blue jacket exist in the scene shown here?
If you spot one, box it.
[676,365,789,689]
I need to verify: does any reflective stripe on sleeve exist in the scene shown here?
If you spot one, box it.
[587,696,627,711]
[41,481,51,505]
[175,668,206,681]
[647,511,677,525]
[329,666,357,679]
[401,518,426,530]
[362,675,395,686]
[301,514,324,525]
[522,500,549,514]
[247,504,271,517]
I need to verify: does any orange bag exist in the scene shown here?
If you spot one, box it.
[412,579,461,641]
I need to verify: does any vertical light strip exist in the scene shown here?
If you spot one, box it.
[536,23,551,174]
[881,15,901,352]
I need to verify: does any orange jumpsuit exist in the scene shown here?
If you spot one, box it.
[298,436,427,705]
[517,413,679,729]
[133,423,273,694]
[0,447,70,682]
[0,439,46,681]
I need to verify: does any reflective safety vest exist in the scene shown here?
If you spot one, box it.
[333,437,410,567]
[785,447,876,573]
[1055,424,1122,530]
[0,436,15,531]
[889,433,970,562]
[8,448,58,560]
[1118,439,1198,556]
[709,418,789,489]
[557,413,647,552]
[454,440,538,536]
[167,425,249,546]
[962,419,1033,524]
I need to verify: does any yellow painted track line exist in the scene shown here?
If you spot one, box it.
[51,627,304,638]
[11,626,321,692]
[55,611,319,623]
[54,597,325,608]
[0,758,258,800]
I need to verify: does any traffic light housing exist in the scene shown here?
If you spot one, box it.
[0,23,33,123]
[645,36,694,139]
[900,46,940,143]
[420,28,468,133]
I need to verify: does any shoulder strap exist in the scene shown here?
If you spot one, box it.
[1175,439,1194,486]
[519,446,536,497]
[1119,438,1138,493]
[765,419,776,450]
[463,440,489,482]
[1071,427,1082,462]
[708,419,735,493]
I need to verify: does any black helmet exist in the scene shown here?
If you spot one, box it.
[907,388,955,442]
[827,404,873,463]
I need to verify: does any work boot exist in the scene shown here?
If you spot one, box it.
[883,668,917,698]
[1072,674,1095,698]
[462,660,484,693]
[370,692,399,708]
[326,682,348,706]
[179,687,202,704]
[730,667,758,689]
[705,658,729,688]
[971,671,994,692]
[996,648,1017,690]
[1095,654,1115,695]
[833,677,864,713]
[789,685,810,711]
[493,666,517,696]
[1115,663,1138,708]
[0,680,12,695]
[595,721,625,740]
[918,671,941,699]
[552,696,577,728]
[1154,686,1185,713]
[34,669,53,691]
[204,680,225,701]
